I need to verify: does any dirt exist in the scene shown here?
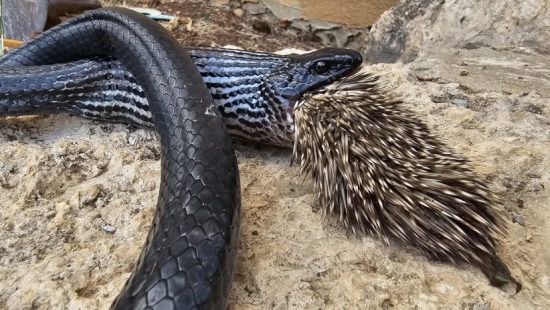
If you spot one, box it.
[1,0,549,309]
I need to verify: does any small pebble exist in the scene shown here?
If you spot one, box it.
[410,58,436,71]
[472,303,490,310]
[210,0,230,6]
[101,224,116,234]
[3,221,14,231]
[451,98,469,108]
[512,214,525,226]
[95,198,106,208]
[128,136,138,145]
[233,8,244,17]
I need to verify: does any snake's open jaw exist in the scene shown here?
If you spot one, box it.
[287,98,297,114]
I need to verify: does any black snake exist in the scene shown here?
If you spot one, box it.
[0,8,362,309]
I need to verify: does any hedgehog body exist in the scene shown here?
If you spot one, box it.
[293,67,517,288]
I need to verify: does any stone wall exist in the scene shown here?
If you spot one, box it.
[366,0,550,63]
[246,0,550,63]
[260,0,398,27]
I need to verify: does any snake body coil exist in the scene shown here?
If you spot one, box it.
[0,47,362,147]
[0,7,362,309]
[2,8,240,309]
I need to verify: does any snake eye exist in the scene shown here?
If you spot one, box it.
[314,61,329,74]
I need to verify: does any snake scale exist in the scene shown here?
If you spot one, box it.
[0,7,362,309]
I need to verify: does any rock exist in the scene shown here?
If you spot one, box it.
[472,303,490,310]
[512,214,525,226]
[260,0,301,20]
[234,8,245,17]
[2,0,49,40]
[101,224,116,234]
[366,0,550,63]
[410,58,438,71]
[452,99,469,108]
[259,0,396,27]
[365,0,438,63]
[210,0,230,6]
[289,19,367,49]
[3,221,15,232]
[243,1,370,49]
[242,1,269,15]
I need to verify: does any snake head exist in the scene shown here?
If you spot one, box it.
[270,47,363,101]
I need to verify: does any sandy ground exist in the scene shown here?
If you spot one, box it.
[1,1,550,310]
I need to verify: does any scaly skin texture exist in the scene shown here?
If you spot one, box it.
[0,47,362,147]
[0,7,364,309]
[0,8,240,309]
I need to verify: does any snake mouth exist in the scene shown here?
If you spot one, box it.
[287,98,298,114]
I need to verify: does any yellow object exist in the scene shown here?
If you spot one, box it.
[3,38,23,48]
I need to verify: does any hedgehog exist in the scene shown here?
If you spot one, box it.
[292,66,520,290]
